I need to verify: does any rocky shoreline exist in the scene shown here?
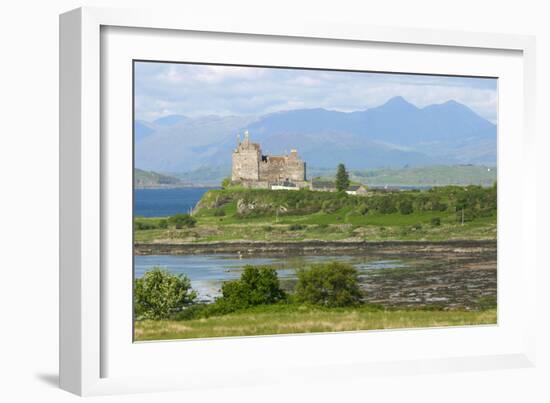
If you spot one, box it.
[134,239,496,256]
[135,239,497,310]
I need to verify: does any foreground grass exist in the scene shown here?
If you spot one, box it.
[134,305,497,341]
[134,214,496,243]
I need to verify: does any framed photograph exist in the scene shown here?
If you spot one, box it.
[60,7,537,396]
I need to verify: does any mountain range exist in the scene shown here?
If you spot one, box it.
[134,96,496,174]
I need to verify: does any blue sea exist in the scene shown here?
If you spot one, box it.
[134,187,218,217]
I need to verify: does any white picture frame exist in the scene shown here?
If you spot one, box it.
[59,6,537,396]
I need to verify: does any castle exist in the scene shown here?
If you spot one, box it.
[231,130,308,189]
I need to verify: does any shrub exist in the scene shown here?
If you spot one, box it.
[321,199,340,213]
[219,266,286,310]
[168,213,197,229]
[377,197,397,214]
[213,208,226,217]
[431,217,441,226]
[357,204,369,215]
[158,219,168,229]
[289,223,306,231]
[295,262,362,307]
[399,199,414,215]
[134,220,156,230]
[221,177,231,189]
[134,267,197,320]
[432,200,448,212]
[455,207,474,223]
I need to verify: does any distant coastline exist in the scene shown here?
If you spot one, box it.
[135,164,497,189]
[135,184,216,190]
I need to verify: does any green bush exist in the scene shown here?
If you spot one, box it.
[399,199,413,215]
[213,209,226,217]
[289,223,306,231]
[158,219,168,229]
[431,217,441,226]
[169,213,197,229]
[134,267,197,320]
[134,220,157,230]
[455,208,475,223]
[219,266,286,310]
[221,177,231,189]
[357,204,369,215]
[432,200,448,212]
[321,199,339,214]
[376,197,397,214]
[295,262,362,307]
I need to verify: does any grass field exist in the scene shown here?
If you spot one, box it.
[134,304,497,341]
[134,186,497,243]
[134,213,496,243]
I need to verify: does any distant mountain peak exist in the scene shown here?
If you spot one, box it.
[422,99,484,118]
[442,99,461,106]
[379,96,418,110]
[426,99,468,109]
[135,97,496,172]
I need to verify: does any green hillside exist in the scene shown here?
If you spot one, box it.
[134,168,182,188]
[349,165,497,187]
[134,185,497,243]
[170,164,497,187]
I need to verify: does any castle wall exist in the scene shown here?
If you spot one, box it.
[259,157,305,182]
[231,146,260,181]
[231,136,306,185]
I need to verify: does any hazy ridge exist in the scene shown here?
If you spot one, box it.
[135,96,497,174]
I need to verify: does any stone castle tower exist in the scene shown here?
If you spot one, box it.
[231,130,307,188]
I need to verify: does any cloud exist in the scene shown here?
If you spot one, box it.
[134,62,497,122]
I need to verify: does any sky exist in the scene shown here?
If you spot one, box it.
[134,61,498,123]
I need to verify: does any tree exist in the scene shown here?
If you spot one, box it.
[220,265,286,309]
[335,163,350,192]
[168,213,196,229]
[295,262,362,307]
[134,267,197,320]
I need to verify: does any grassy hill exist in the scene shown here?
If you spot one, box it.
[134,185,497,243]
[169,164,497,187]
[350,165,497,187]
[309,165,497,187]
[135,168,183,188]
[173,165,231,186]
